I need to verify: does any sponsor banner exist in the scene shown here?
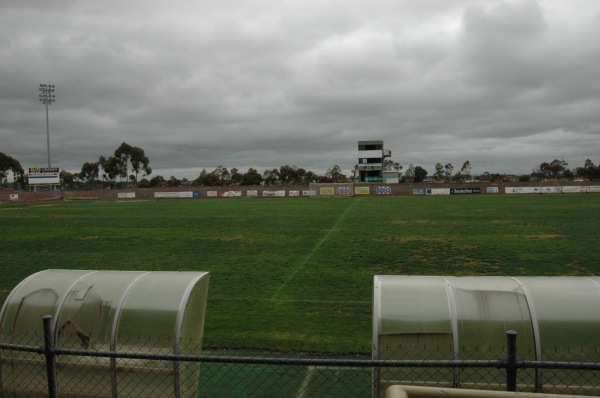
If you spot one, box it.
[154,191,194,198]
[154,192,180,198]
[193,191,201,198]
[320,187,334,196]
[426,188,450,196]
[9,194,19,201]
[263,190,286,197]
[450,187,481,195]
[505,187,541,194]
[503,186,586,194]
[556,186,600,194]
[117,192,136,199]
[412,188,425,195]
[336,186,351,195]
[540,187,559,194]
[303,190,317,196]
[355,187,370,195]
[206,191,218,197]
[376,186,392,195]
[247,190,258,197]
[366,176,383,182]
[221,191,242,198]
[29,167,59,173]
[28,167,60,185]
[487,187,499,194]
[289,190,300,197]
[559,186,583,193]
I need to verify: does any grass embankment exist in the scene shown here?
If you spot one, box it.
[1,195,598,349]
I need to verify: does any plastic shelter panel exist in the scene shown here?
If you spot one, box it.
[517,277,600,394]
[0,269,209,398]
[517,277,600,361]
[373,275,600,397]
[0,270,95,345]
[448,276,535,355]
[116,271,207,342]
[518,276,600,359]
[374,276,454,398]
[0,270,97,398]
[54,271,150,398]
[376,276,452,338]
[448,276,536,391]
[115,271,209,398]
[55,271,149,350]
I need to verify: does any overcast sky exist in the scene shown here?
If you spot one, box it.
[1,0,599,179]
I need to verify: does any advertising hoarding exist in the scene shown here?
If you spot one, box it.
[426,188,450,195]
[28,167,59,185]
[450,187,481,194]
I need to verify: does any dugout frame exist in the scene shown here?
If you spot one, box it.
[373,276,600,397]
[0,269,209,398]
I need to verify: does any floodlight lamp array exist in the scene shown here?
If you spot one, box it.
[38,84,56,105]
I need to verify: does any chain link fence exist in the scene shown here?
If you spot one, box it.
[2,320,600,397]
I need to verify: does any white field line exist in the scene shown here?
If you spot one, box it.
[297,365,368,398]
[270,198,360,301]
[297,365,316,398]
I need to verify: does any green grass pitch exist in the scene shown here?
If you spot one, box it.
[1,194,599,349]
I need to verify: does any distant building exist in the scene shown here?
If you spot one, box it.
[357,140,391,182]
[382,171,399,184]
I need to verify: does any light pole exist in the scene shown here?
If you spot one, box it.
[38,84,56,168]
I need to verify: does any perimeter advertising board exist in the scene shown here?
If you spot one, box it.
[28,167,59,185]
[376,186,392,195]
[154,191,194,198]
[426,188,450,195]
[426,187,481,195]
[336,186,352,195]
[320,187,334,196]
[450,187,481,194]
[505,187,541,194]
[506,185,600,194]
[263,190,286,197]
[560,186,583,193]
[221,191,242,198]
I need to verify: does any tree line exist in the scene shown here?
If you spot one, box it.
[1,146,599,190]
[388,159,600,184]
[0,152,25,188]
[57,142,151,189]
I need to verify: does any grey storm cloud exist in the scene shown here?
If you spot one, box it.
[1,0,599,179]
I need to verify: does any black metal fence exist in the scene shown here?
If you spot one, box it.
[2,317,600,397]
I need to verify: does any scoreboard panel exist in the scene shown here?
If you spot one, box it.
[28,167,60,184]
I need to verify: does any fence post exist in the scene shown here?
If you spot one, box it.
[43,315,58,398]
[506,330,517,392]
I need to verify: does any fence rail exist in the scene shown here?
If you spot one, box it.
[1,317,600,397]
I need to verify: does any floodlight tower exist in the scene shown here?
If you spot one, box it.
[38,84,56,168]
